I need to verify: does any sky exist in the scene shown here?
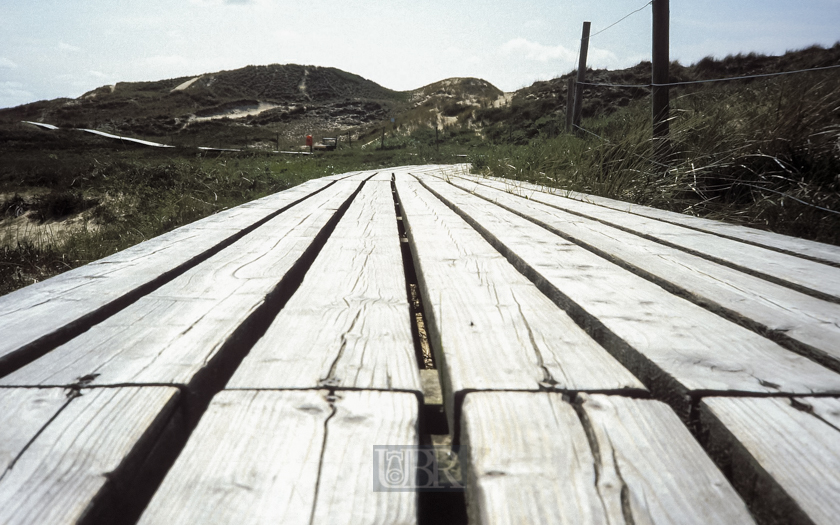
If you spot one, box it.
[1,0,839,109]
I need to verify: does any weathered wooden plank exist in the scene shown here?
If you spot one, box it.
[320,170,364,181]
[803,396,840,428]
[394,178,645,432]
[460,391,609,524]
[700,396,840,525]
[339,171,377,181]
[578,393,755,524]
[0,386,181,525]
[365,165,457,183]
[0,388,69,473]
[139,389,417,525]
[0,177,336,376]
[0,183,358,403]
[445,174,840,302]
[459,174,840,267]
[414,176,840,417]
[460,391,754,525]
[227,181,421,393]
[440,175,840,371]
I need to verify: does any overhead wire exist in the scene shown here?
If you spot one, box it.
[590,1,653,38]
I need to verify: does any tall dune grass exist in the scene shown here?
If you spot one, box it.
[473,73,840,244]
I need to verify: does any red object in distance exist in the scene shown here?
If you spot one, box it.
[305,135,313,146]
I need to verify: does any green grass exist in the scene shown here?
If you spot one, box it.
[0,131,480,296]
[473,70,840,245]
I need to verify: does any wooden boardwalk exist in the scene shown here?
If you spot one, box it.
[1,165,839,524]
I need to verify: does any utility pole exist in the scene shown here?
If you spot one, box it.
[572,21,591,133]
[652,0,670,165]
[565,77,575,133]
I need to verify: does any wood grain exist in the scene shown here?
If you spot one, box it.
[395,177,644,433]
[701,396,840,525]
[0,386,180,525]
[228,181,421,393]
[139,389,418,525]
[460,391,753,525]
[577,393,755,525]
[441,175,840,371]
[0,177,335,375]
[460,391,609,525]
[0,183,358,392]
[447,174,840,302]
[0,388,68,473]
[415,176,840,418]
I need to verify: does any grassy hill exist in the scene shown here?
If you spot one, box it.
[0,65,503,150]
[1,45,839,296]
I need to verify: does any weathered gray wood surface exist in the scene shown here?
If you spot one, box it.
[441,176,840,371]
[0,386,180,525]
[701,396,840,525]
[470,174,840,266]
[3,164,839,525]
[460,391,754,525]
[0,177,337,375]
[415,175,840,416]
[139,389,417,525]
[228,181,421,393]
[395,177,644,432]
[448,174,840,302]
[0,182,357,393]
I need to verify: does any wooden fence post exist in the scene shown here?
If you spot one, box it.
[652,0,670,166]
[565,77,575,133]
[572,21,592,133]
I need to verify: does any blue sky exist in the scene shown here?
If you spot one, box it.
[1,0,838,108]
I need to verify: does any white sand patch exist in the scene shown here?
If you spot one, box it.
[192,102,283,122]
[298,69,311,100]
[493,92,514,107]
[171,76,202,92]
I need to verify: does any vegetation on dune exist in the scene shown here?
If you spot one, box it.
[1,45,839,297]
[0,128,473,296]
[471,46,840,245]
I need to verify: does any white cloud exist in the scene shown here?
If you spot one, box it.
[0,81,35,109]
[187,0,263,5]
[144,55,190,67]
[0,57,18,69]
[58,42,82,52]
[500,38,576,63]
[587,48,622,68]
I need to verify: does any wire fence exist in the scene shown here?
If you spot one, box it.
[576,63,840,89]
[590,1,652,38]
[558,2,840,217]
[576,0,840,88]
